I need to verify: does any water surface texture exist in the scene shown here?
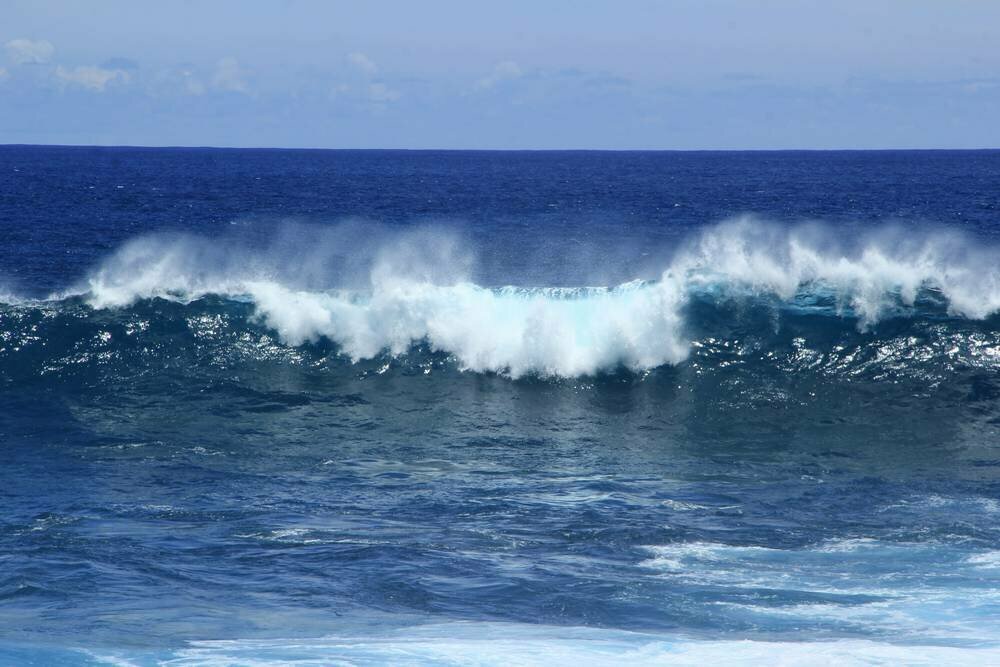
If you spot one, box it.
[2,147,1000,664]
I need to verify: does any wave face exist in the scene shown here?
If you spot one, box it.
[6,218,1000,379]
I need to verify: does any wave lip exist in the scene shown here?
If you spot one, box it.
[671,218,1000,324]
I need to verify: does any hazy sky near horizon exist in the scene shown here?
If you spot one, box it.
[2,1,999,149]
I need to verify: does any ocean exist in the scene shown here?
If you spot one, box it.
[2,146,1000,665]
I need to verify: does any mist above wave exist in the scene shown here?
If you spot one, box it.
[23,218,1000,377]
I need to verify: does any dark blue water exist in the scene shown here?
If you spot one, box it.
[2,146,1000,665]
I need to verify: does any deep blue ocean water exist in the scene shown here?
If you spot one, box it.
[2,146,1000,665]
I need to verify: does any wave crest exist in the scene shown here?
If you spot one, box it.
[10,218,1000,377]
[246,280,688,377]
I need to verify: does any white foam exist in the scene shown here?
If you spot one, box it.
[668,218,1000,323]
[0,286,23,306]
[245,278,687,377]
[641,537,1000,643]
[83,622,1000,666]
[967,551,1000,568]
[61,218,1000,377]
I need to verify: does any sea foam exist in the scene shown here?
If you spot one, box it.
[82,622,1000,667]
[31,218,1000,377]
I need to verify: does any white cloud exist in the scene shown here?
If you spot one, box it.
[367,82,400,103]
[476,60,522,90]
[5,38,54,65]
[213,57,248,93]
[347,52,378,75]
[55,65,129,91]
[0,67,8,80]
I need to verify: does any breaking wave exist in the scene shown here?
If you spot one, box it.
[6,218,1000,378]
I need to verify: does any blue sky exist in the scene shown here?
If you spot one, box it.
[2,0,999,149]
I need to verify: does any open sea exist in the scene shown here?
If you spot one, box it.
[2,146,1000,665]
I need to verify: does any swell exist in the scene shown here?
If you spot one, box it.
[4,218,1000,379]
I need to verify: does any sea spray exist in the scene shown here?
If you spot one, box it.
[5,218,992,377]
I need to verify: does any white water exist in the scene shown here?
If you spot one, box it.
[80,622,1000,666]
[35,218,1000,377]
[641,537,1000,644]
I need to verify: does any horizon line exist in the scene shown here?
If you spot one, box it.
[3,142,1000,153]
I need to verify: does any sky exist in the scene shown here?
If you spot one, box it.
[2,0,999,149]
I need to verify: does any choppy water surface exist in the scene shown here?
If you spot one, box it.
[2,147,1000,665]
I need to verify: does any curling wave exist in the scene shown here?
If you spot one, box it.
[7,218,1000,378]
